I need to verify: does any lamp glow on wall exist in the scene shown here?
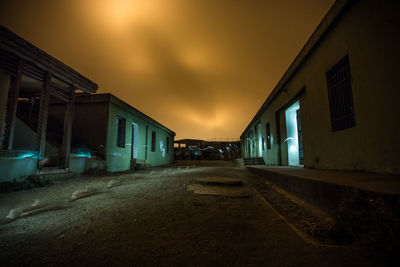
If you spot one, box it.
[159,140,166,158]
[245,137,253,158]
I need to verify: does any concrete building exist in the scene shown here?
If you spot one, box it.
[174,139,240,161]
[241,0,400,174]
[0,26,98,182]
[0,26,174,183]
[69,93,175,172]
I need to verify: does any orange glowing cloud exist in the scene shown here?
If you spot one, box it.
[0,0,335,140]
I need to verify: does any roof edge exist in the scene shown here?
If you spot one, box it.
[109,94,176,136]
[240,0,354,139]
[0,25,98,93]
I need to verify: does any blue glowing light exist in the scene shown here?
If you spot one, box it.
[74,152,91,158]
[16,152,36,159]
[199,146,214,151]
[0,151,39,160]
[160,141,166,158]
[15,152,39,160]
[284,137,294,143]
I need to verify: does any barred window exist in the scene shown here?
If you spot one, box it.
[326,55,356,131]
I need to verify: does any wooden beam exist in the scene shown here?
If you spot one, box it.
[60,86,75,169]
[1,59,23,150]
[36,71,51,169]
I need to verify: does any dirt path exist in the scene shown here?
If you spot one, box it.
[0,163,374,266]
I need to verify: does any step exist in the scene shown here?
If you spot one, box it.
[35,168,76,180]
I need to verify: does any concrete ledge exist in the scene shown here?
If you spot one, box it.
[247,166,400,214]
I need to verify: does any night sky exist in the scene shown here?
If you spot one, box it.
[0,0,334,140]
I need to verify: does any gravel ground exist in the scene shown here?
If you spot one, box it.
[0,162,376,266]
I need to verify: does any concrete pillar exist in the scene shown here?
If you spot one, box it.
[36,72,51,168]
[1,60,23,150]
[61,87,75,169]
[0,71,10,145]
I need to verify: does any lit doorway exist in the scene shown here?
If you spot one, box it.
[285,100,303,166]
[257,123,262,157]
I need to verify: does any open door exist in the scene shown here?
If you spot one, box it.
[285,100,303,166]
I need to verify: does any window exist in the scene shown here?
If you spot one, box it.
[266,122,271,149]
[116,116,126,148]
[326,55,355,131]
[166,137,170,154]
[151,131,156,152]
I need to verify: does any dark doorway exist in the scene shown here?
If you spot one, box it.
[131,123,138,170]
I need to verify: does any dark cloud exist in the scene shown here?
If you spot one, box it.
[0,0,334,139]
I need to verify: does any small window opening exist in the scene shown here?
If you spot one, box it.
[326,55,356,131]
[151,131,156,152]
[116,116,126,148]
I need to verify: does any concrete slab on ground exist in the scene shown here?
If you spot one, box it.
[187,184,251,198]
[194,177,243,186]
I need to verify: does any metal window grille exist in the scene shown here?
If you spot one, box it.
[326,55,356,131]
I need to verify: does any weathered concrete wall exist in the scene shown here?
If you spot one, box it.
[106,101,174,172]
[243,0,400,174]
[69,156,86,174]
[68,157,107,174]
[72,102,108,156]
[13,117,58,156]
[0,155,38,182]
[13,117,36,150]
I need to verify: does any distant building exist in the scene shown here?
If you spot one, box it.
[174,139,241,161]
[0,25,98,182]
[241,0,400,174]
[69,93,175,172]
